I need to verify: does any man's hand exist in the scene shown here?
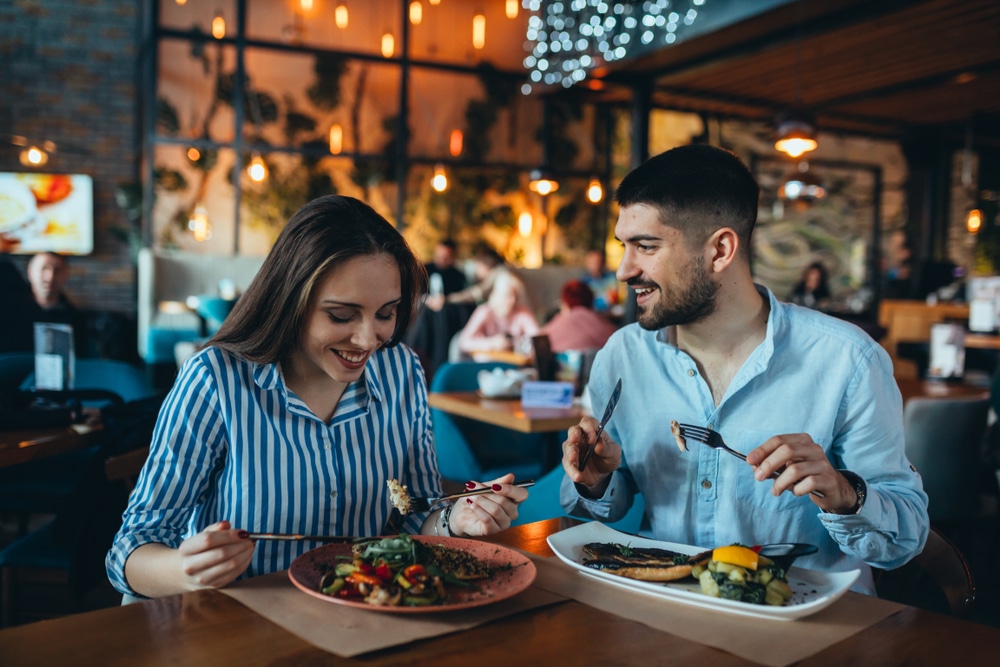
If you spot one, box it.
[562,417,622,496]
[746,433,858,513]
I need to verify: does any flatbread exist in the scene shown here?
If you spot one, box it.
[386,479,412,514]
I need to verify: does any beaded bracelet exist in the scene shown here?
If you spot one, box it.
[435,504,453,537]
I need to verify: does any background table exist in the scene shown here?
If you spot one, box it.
[895,378,991,404]
[0,420,102,469]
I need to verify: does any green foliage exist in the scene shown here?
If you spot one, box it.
[308,54,349,110]
[154,167,187,192]
[241,159,337,233]
[156,98,181,135]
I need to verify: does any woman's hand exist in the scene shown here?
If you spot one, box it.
[447,473,530,537]
[176,520,256,590]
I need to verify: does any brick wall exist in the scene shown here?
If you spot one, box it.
[1,0,140,314]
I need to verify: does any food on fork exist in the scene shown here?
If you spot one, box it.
[670,419,688,452]
[386,479,412,514]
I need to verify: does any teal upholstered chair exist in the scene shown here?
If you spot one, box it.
[430,361,553,484]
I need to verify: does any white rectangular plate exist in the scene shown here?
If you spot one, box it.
[547,522,859,621]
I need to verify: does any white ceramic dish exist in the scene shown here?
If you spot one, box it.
[546,522,859,621]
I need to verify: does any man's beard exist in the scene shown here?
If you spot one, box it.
[634,256,719,330]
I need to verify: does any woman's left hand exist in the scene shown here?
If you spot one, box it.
[447,473,529,537]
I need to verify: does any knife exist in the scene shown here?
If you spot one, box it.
[578,378,622,471]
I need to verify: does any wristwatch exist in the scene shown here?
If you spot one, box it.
[838,470,867,514]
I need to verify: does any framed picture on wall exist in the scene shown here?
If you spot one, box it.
[0,172,94,255]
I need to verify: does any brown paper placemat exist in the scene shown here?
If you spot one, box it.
[220,569,565,658]
[529,555,905,667]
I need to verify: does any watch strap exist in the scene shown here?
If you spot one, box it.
[838,469,867,514]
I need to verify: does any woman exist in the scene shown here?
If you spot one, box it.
[456,272,539,359]
[106,196,527,599]
[789,261,831,309]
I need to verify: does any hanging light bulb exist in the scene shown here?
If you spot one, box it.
[429,0,440,5]
[247,154,268,182]
[335,2,348,29]
[329,124,343,154]
[186,147,201,162]
[409,1,422,25]
[431,164,448,192]
[19,145,49,167]
[587,178,604,204]
[212,12,226,39]
[506,0,518,19]
[175,0,188,5]
[775,115,817,158]
[472,12,486,50]
[529,169,559,196]
[299,0,314,11]
[967,208,983,234]
[449,129,463,157]
[188,206,212,242]
[518,211,533,238]
[381,32,395,58]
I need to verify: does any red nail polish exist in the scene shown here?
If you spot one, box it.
[465,481,476,489]
[491,484,502,492]
[466,498,474,504]
[238,530,250,539]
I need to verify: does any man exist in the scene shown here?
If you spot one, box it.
[424,238,467,297]
[581,248,619,313]
[28,252,74,313]
[560,145,928,595]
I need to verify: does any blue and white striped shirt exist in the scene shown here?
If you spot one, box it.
[106,344,440,596]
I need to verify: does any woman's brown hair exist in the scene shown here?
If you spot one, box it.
[210,195,428,363]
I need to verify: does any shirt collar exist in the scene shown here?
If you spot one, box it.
[254,357,384,408]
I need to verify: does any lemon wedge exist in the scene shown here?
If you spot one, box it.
[712,545,759,571]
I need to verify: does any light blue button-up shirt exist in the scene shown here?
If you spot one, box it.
[106,344,440,596]
[562,286,928,594]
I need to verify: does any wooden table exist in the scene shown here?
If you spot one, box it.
[0,419,102,469]
[965,333,1000,351]
[1,517,997,666]
[428,391,585,434]
[895,378,991,405]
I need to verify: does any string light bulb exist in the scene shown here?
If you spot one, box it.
[409,1,422,25]
[188,206,212,242]
[175,0,187,5]
[247,154,268,183]
[381,32,395,58]
[967,208,983,234]
[19,145,49,167]
[335,2,348,29]
[329,124,343,154]
[518,211,533,238]
[529,169,559,196]
[211,12,226,39]
[299,0,314,11]
[186,147,201,162]
[472,12,486,50]
[587,178,604,204]
[449,129,463,157]
[431,164,448,192]
[506,0,518,19]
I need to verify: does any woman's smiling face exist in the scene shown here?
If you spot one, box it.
[295,253,402,385]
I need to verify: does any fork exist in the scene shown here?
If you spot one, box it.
[677,424,825,499]
[406,480,535,513]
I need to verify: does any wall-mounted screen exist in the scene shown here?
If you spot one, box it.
[0,172,94,255]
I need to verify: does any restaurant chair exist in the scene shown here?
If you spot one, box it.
[510,464,646,534]
[903,396,990,526]
[0,352,35,400]
[874,526,976,618]
[429,361,551,483]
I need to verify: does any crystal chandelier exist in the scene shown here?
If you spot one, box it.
[521,0,708,94]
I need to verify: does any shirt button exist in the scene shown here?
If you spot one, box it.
[325,445,332,450]
[708,423,714,430]
[702,480,712,489]
[687,369,696,377]
[330,491,338,497]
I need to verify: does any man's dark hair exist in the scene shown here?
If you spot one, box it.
[615,144,759,257]
[439,238,458,252]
